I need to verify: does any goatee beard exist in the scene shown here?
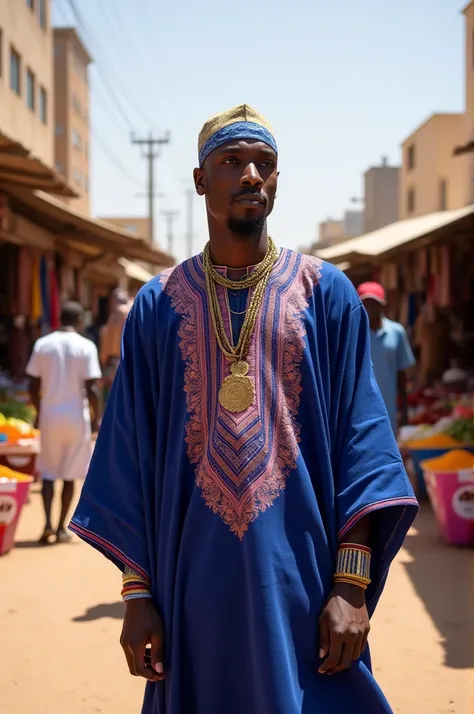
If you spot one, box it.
[227,216,265,240]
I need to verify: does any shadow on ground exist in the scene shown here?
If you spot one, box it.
[73,601,125,622]
[402,504,473,670]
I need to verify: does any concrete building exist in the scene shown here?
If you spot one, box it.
[0,0,53,165]
[343,209,364,237]
[100,216,151,241]
[364,159,399,233]
[317,218,345,248]
[316,211,363,249]
[399,113,467,220]
[53,27,91,214]
[462,2,474,203]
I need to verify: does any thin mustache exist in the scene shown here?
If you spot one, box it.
[233,190,267,201]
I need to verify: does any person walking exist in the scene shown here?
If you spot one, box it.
[99,288,132,404]
[71,105,418,714]
[357,282,416,432]
[27,301,101,544]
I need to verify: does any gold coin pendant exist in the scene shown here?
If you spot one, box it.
[218,364,255,413]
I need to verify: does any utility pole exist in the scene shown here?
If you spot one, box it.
[161,210,179,256]
[131,131,170,245]
[184,187,194,258]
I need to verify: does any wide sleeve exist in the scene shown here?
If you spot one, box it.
[331,302,418,613]
[69,295,157,583]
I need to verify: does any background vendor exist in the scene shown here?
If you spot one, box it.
[358,282,416,432]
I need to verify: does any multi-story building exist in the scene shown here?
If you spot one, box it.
[53,27,91,214]
[0,0,53,165]
[461,2,474,203]
[399,113,467,220]
[316,210,363,249]
[317,218,345,248]
[364,159,399,233]
[100,216,151,241]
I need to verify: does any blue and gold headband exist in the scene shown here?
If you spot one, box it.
[198,104,277,167]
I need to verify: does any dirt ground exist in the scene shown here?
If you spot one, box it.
[0,485,472,714]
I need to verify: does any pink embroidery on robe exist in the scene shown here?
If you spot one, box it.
[160,250,322,539]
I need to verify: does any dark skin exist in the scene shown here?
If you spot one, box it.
[120,138,371,679]
[30,318,100,543]
[363,298,409,426]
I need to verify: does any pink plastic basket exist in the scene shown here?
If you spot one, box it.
[423,467,474,546]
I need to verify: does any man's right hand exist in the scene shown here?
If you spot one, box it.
[120,598,165,681]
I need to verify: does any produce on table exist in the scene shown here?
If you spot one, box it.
[0,401,36,424]
[405,433,461,449]
[0,414,39,444]
[0,465,34,482]
[444,418,474,445]
[420,449,473,472]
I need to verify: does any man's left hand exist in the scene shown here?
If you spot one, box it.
[318,582,370,675]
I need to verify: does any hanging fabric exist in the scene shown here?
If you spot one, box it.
[40,255,51,329]
[49,259,60,331]
[31,255,42,323]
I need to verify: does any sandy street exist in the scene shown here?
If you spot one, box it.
[0,485,472,714]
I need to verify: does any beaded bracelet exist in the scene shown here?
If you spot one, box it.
[121,566,152,602]
[333,543,372,590]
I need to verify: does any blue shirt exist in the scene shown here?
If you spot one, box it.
[370,317,415,431]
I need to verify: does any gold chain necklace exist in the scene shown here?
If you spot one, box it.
[203,238,279,412]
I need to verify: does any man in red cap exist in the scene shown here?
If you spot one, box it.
[357,282,415,432]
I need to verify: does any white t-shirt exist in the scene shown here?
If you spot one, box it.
[26,331,102,413]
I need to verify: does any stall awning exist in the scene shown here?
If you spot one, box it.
[118,258,156,284]
[3,187,175,267]
[0,131,76,197]
[317,205,474,263]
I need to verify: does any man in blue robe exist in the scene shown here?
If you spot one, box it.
[70,104,418,714]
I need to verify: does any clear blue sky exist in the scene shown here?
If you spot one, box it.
[53,0,465,261]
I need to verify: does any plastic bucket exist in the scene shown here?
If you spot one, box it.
[408,446,474,500]
[0,475,34,556]
[423,467,474,546]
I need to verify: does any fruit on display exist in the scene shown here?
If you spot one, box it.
[444,418,474,445]
[0,401,35,424]
[0,413,38,444]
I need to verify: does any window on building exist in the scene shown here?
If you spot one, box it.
[439,179,448,211]
[407,187,416,214]
[73,168,83,187]
[55,162,64,175]
[407,144,415,171]
[55,124,63,136]
[39,86,47,123]
[124,224,138,234]
[26,68,35,111]
[54,44,61,58]
[72,94,82,115]
[26,0,34,9]
[72,129,82,151]
[37,0,46,29]
[10,47,21,95]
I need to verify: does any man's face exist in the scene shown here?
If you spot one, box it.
[193,139,278,239]
[362,298,383,325]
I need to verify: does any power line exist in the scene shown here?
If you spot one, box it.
[161,210,179,255]
[131,132,171,244]
[63,0,153,129]
[92,127,145,188]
